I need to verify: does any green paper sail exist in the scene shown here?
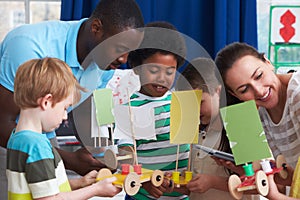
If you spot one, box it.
[93,88,114,126]
[220,100,271,165]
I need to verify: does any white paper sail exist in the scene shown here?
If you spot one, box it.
[113,104,156,140]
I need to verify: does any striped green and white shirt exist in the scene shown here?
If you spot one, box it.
[118,91,189,200]
[6,130,71,200]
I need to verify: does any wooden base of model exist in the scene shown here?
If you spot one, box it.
[96,167,164,196]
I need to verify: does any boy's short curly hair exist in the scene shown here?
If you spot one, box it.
[128,21,186,68]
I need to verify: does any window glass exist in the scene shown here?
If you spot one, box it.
[0,0,61,41]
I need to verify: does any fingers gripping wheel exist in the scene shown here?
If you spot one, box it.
[255,170,269,196]
[96,168,113,180]
[166,179,175,193]
[228,174,243,200]
[124,172,141,196]
[276,154,288,179]
[151,170,164,187]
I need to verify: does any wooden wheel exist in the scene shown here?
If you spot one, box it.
[104,149,118,169]
[118,146,135,166]
[276,154,288,179]
[124,172,141,196]
[96,168,113,180]
[151,170,164,187]
[255,170,269,196]
[228,174,243,200]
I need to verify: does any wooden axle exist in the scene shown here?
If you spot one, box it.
[104,146,135,169]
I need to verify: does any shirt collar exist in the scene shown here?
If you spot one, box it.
[65,18,87,70]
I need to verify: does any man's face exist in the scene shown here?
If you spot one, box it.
[92,28,144,70]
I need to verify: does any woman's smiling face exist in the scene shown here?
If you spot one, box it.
[135,52,177,97]
[225,55,280,109]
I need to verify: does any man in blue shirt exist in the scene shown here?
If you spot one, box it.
[0,0,144,198]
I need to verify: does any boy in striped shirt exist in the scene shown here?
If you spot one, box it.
[6,58,120,200]
[117,21,189,200]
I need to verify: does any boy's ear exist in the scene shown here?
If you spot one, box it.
[215,85,222,96]
[38,94,53,110]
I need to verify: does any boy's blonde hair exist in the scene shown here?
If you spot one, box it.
[14,57,84,109]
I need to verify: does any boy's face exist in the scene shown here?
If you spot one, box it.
[135,52,177,97]
[200,90,220,126]
[42,94,73,132]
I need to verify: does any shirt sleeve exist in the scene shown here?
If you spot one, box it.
[0,35,44,91]
[26,137,60,198]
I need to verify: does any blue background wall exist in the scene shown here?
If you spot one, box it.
[60,0,257,59]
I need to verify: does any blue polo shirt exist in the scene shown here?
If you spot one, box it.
[0,19,114,138]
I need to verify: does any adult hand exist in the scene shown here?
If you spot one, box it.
[57,147,106,176]
[186,174,212,193]
[211,156,244,176]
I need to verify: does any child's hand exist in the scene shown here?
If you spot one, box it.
[69,170,98,190]
[186,174,212,193]
[266,174,286,200]
[94,176,121,197]
[81,170,98,187]
[142,176,171,198]
[273,163,294,186]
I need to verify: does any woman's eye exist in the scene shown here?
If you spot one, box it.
[255,72,262,80]
[240,87,248,94]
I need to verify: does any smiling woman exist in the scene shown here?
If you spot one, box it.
[215,41,300,173]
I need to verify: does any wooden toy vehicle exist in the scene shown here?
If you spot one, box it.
[228,155,287,200]
[96,164,164,196]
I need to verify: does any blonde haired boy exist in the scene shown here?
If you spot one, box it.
[6,58,120,200]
